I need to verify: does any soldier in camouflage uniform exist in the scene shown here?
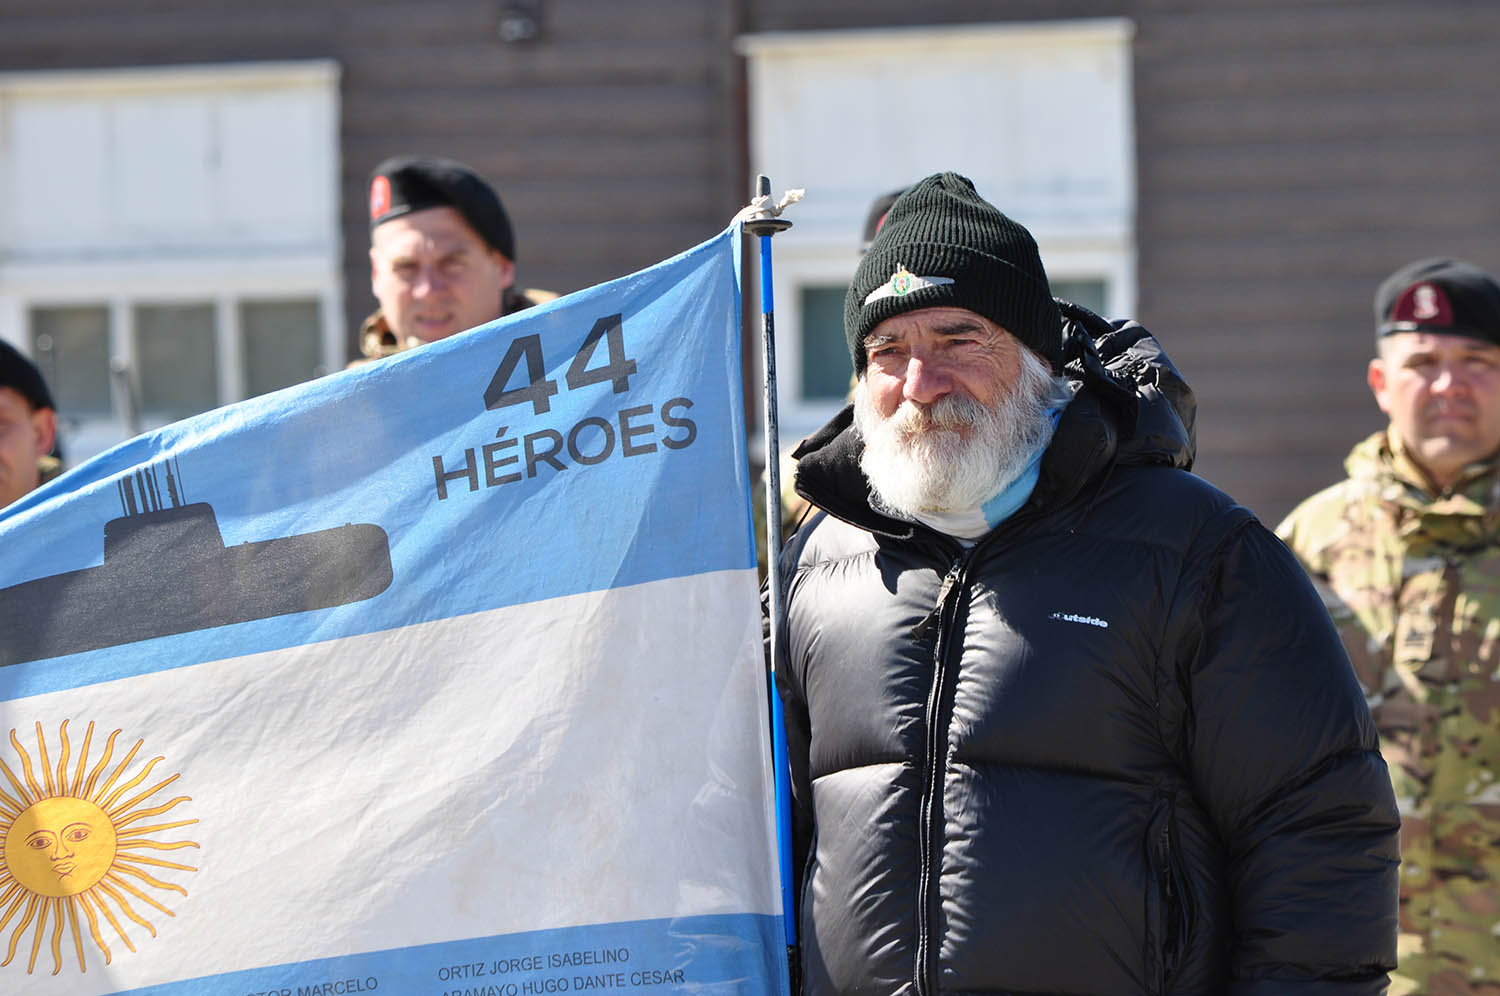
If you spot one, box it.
[0,340,59,512]
[1279,258,1500,996]
[355,156,555,365]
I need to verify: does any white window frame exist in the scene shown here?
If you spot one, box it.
[6,267,343,458]
[0,61,342,464]
[738,20,1137,450]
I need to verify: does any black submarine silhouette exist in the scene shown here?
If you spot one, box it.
[0,459,393,666]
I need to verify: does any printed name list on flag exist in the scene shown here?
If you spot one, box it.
[0,222,789,996]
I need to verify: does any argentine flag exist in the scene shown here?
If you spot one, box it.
[0,223,789,995]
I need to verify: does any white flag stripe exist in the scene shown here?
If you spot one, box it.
[2,568,776,995]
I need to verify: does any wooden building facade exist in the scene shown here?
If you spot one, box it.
[1,0,1497,523]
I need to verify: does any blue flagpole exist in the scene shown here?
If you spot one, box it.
[741,174,797,990]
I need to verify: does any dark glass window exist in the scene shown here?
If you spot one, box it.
[1051,279,1108,316]
[31,305,112,416]
[136,303,218,420]
[241,299,322,397]
[799,285,854,402]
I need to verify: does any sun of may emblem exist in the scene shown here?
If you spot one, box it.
[0,720,199,976]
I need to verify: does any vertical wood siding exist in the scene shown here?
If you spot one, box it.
[3,0,1498,519]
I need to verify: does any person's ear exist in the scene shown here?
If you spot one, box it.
[31,406,56,459]
[1367,357,1391,415]
[493,252,516,290]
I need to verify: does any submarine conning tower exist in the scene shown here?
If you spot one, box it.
[103,458,224,562]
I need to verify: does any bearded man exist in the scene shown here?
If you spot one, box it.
[771,172,1400,995]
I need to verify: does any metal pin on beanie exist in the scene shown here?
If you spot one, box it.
[844,172,1064,373]
[862,265,953,306]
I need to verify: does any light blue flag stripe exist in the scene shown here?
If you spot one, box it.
[0,224,753,700]
[112,915,785,996]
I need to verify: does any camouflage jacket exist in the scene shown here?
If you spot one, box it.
[1278,429,1500,994]
[38,454,61,488]
[353,286,558,364]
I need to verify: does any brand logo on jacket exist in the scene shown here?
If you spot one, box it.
[1050,611,1109,628]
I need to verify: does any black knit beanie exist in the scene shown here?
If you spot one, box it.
[845,172,1062,373]
[1374,257,1500,347]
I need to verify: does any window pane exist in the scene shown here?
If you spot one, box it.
[800,285,854,402]
[135,304,217,420]
[240,299,322,397]
[1051,279,1108,316]
[30,305,112,416]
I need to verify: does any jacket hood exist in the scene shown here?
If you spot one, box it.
[791,300,1197,537]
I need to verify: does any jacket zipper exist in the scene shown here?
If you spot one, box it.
[915,549,972,996]
[1150,795,1185,994]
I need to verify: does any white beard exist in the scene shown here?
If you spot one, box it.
[853,349,1071,518]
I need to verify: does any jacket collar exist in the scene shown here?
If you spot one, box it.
[357,286,557,360]
[1346,428,1500,539]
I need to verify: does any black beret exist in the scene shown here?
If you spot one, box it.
[369,156,516,261]
[0,340,55,411]
[1375,257,1500,346]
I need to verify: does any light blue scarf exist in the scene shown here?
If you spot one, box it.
[980,404,1066,529]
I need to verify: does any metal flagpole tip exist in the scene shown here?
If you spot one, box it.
[740,174,799,236]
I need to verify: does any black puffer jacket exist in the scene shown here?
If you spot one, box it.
[774,305,1399,995]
